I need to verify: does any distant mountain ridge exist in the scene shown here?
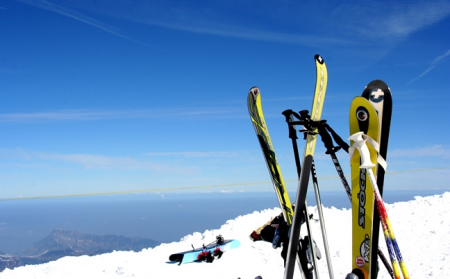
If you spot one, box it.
[0,230,160,271]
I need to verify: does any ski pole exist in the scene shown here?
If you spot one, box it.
[330,152,352,201]
[282,110,322,279]
[285,54,327,279]
[283,109,334,279]
[378,247,395,279]
[348,132,410,279]
[310,158,334,279]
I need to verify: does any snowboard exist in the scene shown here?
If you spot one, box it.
[168,238,240,265]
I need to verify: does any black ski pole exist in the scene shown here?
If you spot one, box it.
[282,109,318,279]
[284,109,337,279]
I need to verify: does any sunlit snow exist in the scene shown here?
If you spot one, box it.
[1,192,448,279]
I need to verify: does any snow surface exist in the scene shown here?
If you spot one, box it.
[1,192,448,279]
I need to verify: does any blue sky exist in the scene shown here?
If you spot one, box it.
[1,0,449,199]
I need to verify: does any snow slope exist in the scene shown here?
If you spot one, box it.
[1,192,448,279]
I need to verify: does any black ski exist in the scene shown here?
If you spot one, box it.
[361,80,392,279]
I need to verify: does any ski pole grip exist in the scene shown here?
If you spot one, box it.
[318,124,337,154]
[282,110,298,140]
[348,132,375,169]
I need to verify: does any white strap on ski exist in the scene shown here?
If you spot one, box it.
[348,132,387,171]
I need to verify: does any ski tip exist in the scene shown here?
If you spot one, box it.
[314,54,324,64]
[365,79,389,90]
[249,86,260,96]
[362,80,391,104]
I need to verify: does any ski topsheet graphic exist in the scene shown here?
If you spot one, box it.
[349,131,410,279]
[248,86,294,225]
[284,54,328,279]
[248,87,311,279]
[361,80,392,279]
[349,97,379,279]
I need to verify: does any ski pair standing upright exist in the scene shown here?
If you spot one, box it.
[248,54,331,279]
[348,81,409,279]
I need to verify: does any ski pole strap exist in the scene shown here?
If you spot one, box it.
[324,123,350,153]
[317,123,341,154]
[348,132,387,171]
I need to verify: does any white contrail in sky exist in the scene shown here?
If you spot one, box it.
[0,107,241,122]
[14,0,153,47]
[409,49,450,83]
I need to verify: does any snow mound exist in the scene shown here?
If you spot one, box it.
[1,193,449,279]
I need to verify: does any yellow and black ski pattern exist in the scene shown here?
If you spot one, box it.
[247,87,294,225]
[349,96,380,279]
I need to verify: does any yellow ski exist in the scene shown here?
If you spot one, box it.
[247,86,294,224]
[349,97,379,279]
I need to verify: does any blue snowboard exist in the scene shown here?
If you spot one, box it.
[168,237,240,265]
